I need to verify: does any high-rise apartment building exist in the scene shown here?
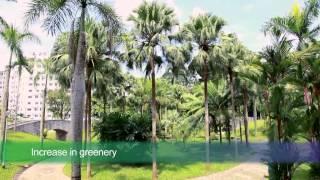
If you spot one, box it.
[0,52,62,120]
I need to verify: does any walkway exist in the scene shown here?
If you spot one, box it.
[18,163,68,180]
[192,144,269,180]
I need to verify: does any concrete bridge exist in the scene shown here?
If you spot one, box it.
[7,120,71,140]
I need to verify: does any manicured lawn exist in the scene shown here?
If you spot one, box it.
[0,131,56,180]
[248,119,268,142]
[64,162,237,180]
[293,164,311,180]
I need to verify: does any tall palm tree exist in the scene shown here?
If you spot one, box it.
[260,31,293,141]
[182,14,225,166]
[12,57,32,131]
[50,18,120,179]
[0,17,38,166]
[84,19,121,179]
[235,51,262,145]
[33,59,52,147]
[214,34,243,141]
[127,1,177,179]
[25,1,119,178]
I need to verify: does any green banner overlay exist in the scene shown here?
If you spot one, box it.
[1,141,252,164]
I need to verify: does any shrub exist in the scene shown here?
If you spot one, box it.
[94,112,151,142]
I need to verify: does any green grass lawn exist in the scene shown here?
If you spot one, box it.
[64,162,238,180]
[0,131,57,180]
[247,119,268,142]
[0,123,312,180]
[293,164,311,180]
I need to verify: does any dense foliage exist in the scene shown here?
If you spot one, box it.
[94,112,152,142]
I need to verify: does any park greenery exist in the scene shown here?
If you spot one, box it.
[0,0,320,179]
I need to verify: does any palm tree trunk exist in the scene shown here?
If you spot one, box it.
[71,7,86,180]
[277,115,282,142]
[83,92,88,148]
[219,124,222,144]
[84,71,90,150]
[204,61,210,168]
[243,84,249,146]
[14,74,22,132]
[229,70,236,137]
[150,48,158,180]
[229,68,238,158]
[0,50,13,167]
[40,74,48,148]
[103,95,107,114]
[61,103,64,120]
[86,81,92,180]
[239,119,243,143]
[253,95,257,136]
[227,119,231,144]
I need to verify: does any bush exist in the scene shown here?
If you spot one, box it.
[94,112,151,142]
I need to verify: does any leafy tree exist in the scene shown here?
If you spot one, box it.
[47,89,70,120]
[94,112,151,142]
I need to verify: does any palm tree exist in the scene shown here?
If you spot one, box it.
[260,31,293,141]
[33,59,52,147]
[84,19,121,178]
[127,1,177,179]
[12,57,32,131]
[235,51,262,145]
[182,14,225,165]
[25,1,119,178]
[163,35,192,84]
[264,0,320,50]
[180,80,230,143]
[214,34,243,141]
[0,17,38,166]
[50,18,120,178]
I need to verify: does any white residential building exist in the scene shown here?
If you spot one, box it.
[0,52,62,120]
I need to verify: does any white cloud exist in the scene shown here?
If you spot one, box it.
[191,7,206,17]
[242,3,255,13]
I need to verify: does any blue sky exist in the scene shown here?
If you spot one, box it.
[0,0,304,73]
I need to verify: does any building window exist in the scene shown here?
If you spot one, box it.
[27,108,31,111]
[28,89,32,92]
[28,96,32,98]
[35,95,38,98]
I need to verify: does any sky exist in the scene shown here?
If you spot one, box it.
[0,0,305,73]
